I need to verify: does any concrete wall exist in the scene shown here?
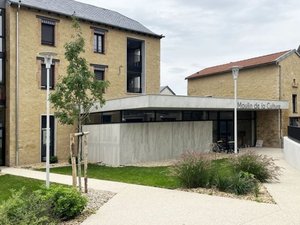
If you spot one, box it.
[283,137,300,171]
[84,121,213,166]
[84,124,121,166]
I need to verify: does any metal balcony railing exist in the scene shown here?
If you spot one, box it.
[288,126,300,143]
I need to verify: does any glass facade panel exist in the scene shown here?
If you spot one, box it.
[122,110,155,122]
[0,58,2,83]
[183,111,208,121]
[209,111,218,120]
[0,16,2,36]
[85,113,101,125]
[220,111,233,120]
[102,111,121,123]
[156,111,182,121]
[238,111,254,120]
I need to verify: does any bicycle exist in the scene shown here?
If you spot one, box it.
[210,140,227,153]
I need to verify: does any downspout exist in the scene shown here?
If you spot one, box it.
[15,0,21,166]
[278,64,283,147]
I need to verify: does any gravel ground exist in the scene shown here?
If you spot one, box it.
[179,183,275,204]
[60,189,115,225]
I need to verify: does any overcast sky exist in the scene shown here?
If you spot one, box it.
[78,0,300,95]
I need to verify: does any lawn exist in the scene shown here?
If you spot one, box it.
[45,160,232,189]
[0,175,45,203]
[48,164,181,189]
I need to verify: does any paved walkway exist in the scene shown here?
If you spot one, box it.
[1,148,300,225]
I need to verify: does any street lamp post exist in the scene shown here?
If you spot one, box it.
[39,52,57,188]
[232,66,239,154]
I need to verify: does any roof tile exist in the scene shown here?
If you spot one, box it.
[10,0,161,37]
[186,50,291,80]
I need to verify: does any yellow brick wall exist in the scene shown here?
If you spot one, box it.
[278,53,300,137]
[6,6,161,165]
[188,65,279,100]
[256,111,280,147]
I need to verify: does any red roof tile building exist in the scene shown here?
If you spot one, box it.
[187,49,300,147]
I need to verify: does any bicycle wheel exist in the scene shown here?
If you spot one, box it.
[211,144,220,153]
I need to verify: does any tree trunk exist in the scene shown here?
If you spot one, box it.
[77,114,82,192]
[83,134,88,193]
[70,134,77,187]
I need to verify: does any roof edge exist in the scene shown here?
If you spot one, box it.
[275,49,296,63]
[185,61,277,80]
[9,0,164,39]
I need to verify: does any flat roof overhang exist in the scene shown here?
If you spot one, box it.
[90,95,289,113]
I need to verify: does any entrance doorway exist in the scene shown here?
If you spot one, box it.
[41,115,55,162]
[219,120,234,143]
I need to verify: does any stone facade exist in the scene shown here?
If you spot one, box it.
[5,5,161,165]
[188,65,280,100]
[187,51,300,148]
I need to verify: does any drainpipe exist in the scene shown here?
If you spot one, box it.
[278,64,283,147]
[15,0,21,166]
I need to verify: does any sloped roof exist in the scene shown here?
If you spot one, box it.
[160,86,176,95]
[186,50,293,80]
[9,0,162,38]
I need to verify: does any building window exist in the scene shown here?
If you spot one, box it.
[292,94,297,113]
[127,39,143,93]
[41,64,55,89]
[94,32,104,53]
[41,20,55,46]
[94,69,104,81]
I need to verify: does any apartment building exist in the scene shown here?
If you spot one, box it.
[0,0,162,166]
[186,49,300,147]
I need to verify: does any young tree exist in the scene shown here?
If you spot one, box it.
[50,17,108,191]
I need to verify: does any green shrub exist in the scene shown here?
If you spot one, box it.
[172,152,212,188]
[229,171,258,195]
[213,171,258,195]
[231,151,281,182]
[50,156,58,164]
[212,174,232,192]
[0,189,57,225]
[40,186,87,221]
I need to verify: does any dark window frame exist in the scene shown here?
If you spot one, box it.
[41,64,55,90]
[292,94,297,113]
[41,21,55,46]
[94,32,104,54]
[127,38,143,93]
[94,68,105,81]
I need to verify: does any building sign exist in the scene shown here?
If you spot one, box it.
[238,101,281,110]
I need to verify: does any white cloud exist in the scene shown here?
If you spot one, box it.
[77,0,300,95]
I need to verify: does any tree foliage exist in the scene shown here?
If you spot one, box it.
[50,17,108,127]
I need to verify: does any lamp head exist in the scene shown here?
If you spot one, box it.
[232,66,240,80]
[39,52,57,69]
